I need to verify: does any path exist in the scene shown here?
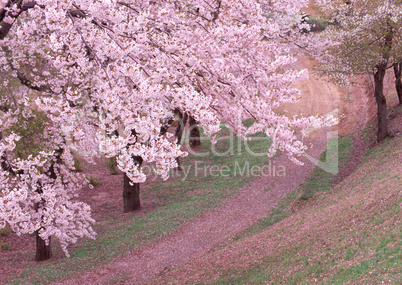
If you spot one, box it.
[56,56,366,284]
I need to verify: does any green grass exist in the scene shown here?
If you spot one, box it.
[327,235,401,284]
[73,156,83,172]
[0,227,11,237]
[298,134,352,200]
[106,157,119,175]
[232,135,353,242]
[142,123,273,207]
[302,15,332,33]
[1,243,11,250]
[204,211,401,284]
[184,136,402,285]
[233,191,299,241]
[85,175,100,186]
[8,124,273,284]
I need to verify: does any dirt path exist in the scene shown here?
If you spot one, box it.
[56,56,367,285]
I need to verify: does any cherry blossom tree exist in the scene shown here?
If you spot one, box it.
[1,0,336,217]
[314,0,402,141]
[0,87,96,261]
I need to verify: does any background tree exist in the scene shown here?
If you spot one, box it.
[393,60,402,104]
[314,0,402,141]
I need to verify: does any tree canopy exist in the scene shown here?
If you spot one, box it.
[0,0,337,259]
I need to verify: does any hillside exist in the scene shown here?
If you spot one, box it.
[151,116,402,284]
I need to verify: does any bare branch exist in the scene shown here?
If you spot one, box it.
[117,1,139,13]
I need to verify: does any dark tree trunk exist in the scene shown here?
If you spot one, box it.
[123,173,141,212]
[393,62,402,105]
[35,231,52,261]
[374,65,388,142]
[188,115,201,147]
[123,156,143,212]
[123,173,141,213]
[175,111,188,145]
[372,19,393,142]
[174,111,188,169]
[160,115,175,136]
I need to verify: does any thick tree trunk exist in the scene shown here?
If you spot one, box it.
[175,111,188,169]
[373,19,392,142]
[121,129,143,212]
[35,231,52,261]
[188,115,201,147]
[374,65,388,142]
[175,111,188,145]
[123,156,143,212]
[123,173,141,212]
[393,62,402,105]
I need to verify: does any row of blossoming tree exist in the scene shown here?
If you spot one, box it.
[313,0,402,141]
[0,0,337,261]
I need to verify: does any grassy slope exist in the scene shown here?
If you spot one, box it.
[153,136,402,284]
[5,125,272,285]
[232,134,353,242]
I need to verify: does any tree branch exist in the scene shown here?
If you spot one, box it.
[0,1,40,40]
